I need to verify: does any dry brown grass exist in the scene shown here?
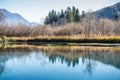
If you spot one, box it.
[5,35,120,43]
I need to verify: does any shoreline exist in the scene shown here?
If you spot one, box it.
[1,37,120,46]
[2,42,120,47]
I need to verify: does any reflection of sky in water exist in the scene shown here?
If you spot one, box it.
[0,51,120,80]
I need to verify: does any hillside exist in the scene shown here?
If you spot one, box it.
[95,2,120,19]
[0,9,31,26]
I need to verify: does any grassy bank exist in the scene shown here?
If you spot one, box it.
[3,36,120,43]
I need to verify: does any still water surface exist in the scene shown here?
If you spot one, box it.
[0,44,120,80]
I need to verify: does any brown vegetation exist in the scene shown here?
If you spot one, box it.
[0,11,120,43]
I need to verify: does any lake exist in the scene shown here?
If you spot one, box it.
[0,44,120,80]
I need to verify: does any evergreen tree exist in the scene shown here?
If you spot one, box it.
[72,6,76,22]
[48,11,53,24]
[66,7,73,23]
[75,9,80,22]
[114,11,119,21]
[60,9,64,19]
[44,16,49,25]
[44,6,81,25]
[51,10,57,24]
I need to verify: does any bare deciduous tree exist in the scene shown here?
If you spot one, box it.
[81,11,96,38]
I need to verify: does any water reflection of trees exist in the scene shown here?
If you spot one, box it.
[0,45,120,75]
[49,54,79,67]
[41,46,120,69]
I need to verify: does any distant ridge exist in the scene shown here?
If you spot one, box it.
[0,2,120,26]
[0,9,31,26]
[95,2,120,19]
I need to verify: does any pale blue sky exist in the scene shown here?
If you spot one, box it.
[0,0,120,23]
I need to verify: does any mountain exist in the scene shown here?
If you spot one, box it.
[95,2,120,19]
[0,9,31,26]
[1,2,120,26]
